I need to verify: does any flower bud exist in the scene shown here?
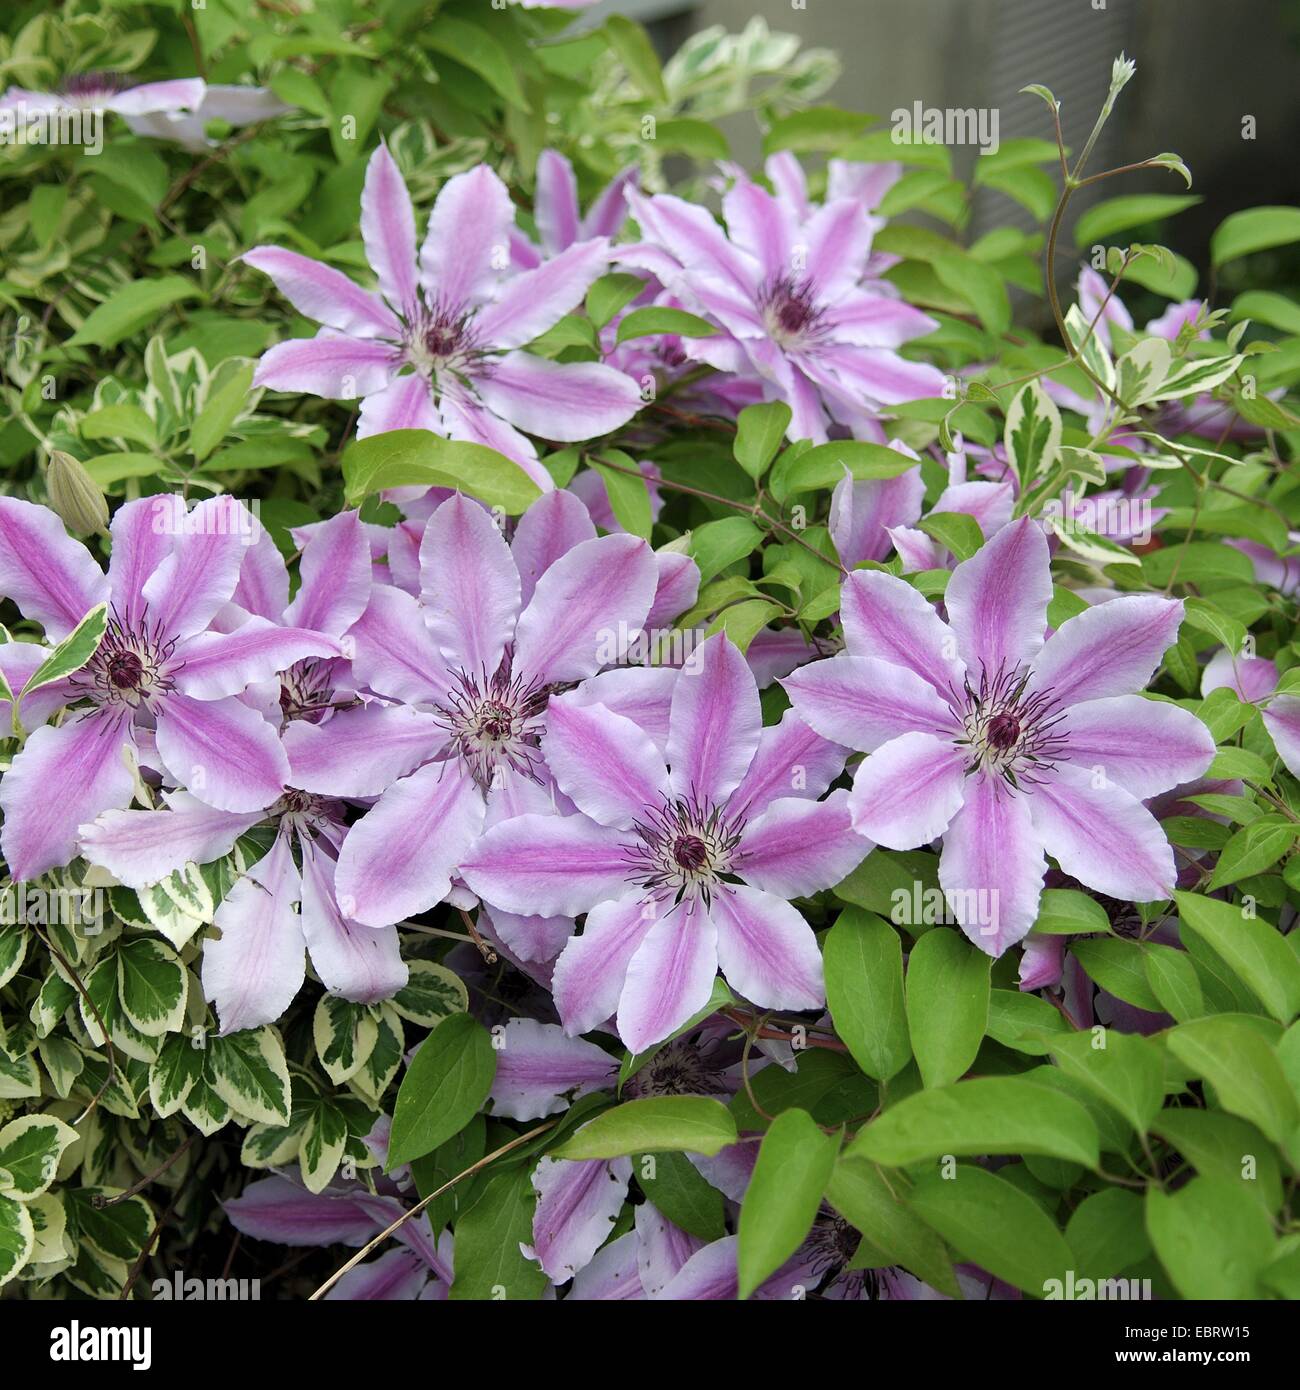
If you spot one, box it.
[43,450,108,537]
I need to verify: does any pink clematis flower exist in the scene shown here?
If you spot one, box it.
[459,632,863,1052]
[0,495,336,881]
[619,168,944,443]
[782,518,1216,956]
[243,144,643,491]
[510,148,639,270]
[282,491,668,929]
[0,72,205,120]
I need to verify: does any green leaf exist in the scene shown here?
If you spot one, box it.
[769,440,916,504]
[427,16,528,110]
[1211,206,1300,267]
[1146,1177,1275,1298]
[148,1033,204,1119]
[388,1013,495,1169]
[80,404,158,448]
[653,117,729,161]
[737,1109,840,1299]
[762,106,872,155]
[824,908,911,1082]
[1231,290,1300,336]
[448,1167,548,1301]
[1152,1108,1282,1214]
[849,1076,1100,1168]
[1073,194,1201,247]
[67,276,203,349]
[904,928,990,1088]
[116,939,187,1037]
[341,429,541,515]
[688,517,763,584]
[615,306,716,345]
[0,1115,78,1201]
[189,362,255,462]
[824,1156,961,1297]
[733,401,792,480]
[1165,1016,1300,1145]
[592,455,653,539]
[1047,1030,1164,1134]
[1070,937,1163,1013]
[634,1150,725,1241]
[931,252,1011,334]
[1174,891,1300,1022]
[313,995,378,1086]
[916,511,983,563]
[602,15,668,104]
[552,1097,736,1160]
[207,1026,292,1127]
[390,959,468,1028]
[586,273,645,330]
[0,1195,34,1288]
[907,1165,1072,1295]
[1032,888,1111,935]
[19,603,108,704]
[1065,1189,1152,1281]
[1143,945,1204,1022]
[1003,379,1061,485]
[1207,817,1298,892]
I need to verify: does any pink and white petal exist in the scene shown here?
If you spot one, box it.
[241,247,400,338]
[202,836,305,1034]
[476,239,611,350]
[0,711,134,881]
[944,517,1052,676]
[709,884,824,1011]
[527,1156,632,1282]
[565,667,678,753]
[764,151,810,217]
[461,813,631,919]
[436,390,555,494]
[839,568,966,696]
[939,772,1046,957]
[284,705,444,797]
[473,352,642,443]
[543,697,668,828]
[617,901,719,1053]
[1019,935,1065,992]
[666,632,762,804]
[106,495,182,628]
[286,510,372,637]
[847,731,968,850]
[347,586,453,704]
[1058,695,1215,798]
[0,642,74,732]
[153,692,289,812]
[738,792,868,899]
[722,179,795,281]
[511,489,596,605]
[514,533,658,685]
[140,495,255,641]
[326,1249,429,1301]
[551,892,657,1036]
[582,166,638,241]
[79,791,260,890]
[745,626,820,690]
[888,524,943,573]
[1263,696,1300,780]
[627,189,758,296]
[568,1231,644,1301]
[826,291,938,347]
[728,708,848,821]
[222,1175,380,1247]
[106,78,205,115]
[360,143,420,315]
[804,199,875,301]
[1201,649,1278,704]
[654,1236,741,1301]
[933,479,1015,535]
[1028,594,1184,706]
[233,525,290,622]
[782,653,959,755]
[419,165,515,309]
[171,619,339,700]
[488,1018,616,1121]
[534,149,581,255]
[334,760,485,927]
[634,1205,703,1298]
[481,906,574,964]
[253,331,397,398]
[1029,763,1177,905]
[828,464,925,568]
[355,374,441,437]
[299,848,408,1004]
[419,492,520,676]
[646,550,700,630]
[0,496,108,640]
[812,344,947,407]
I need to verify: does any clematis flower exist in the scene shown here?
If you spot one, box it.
[281,491,663,928]
[827,438,926,569]
[121,84,295,152]
[243,144,642,490]
[782,518,1215,955]
[0,495,335,881]
[459,632,863,1052]
[1201,645,1300,782]
[511,149,638,270]
[0,72,204,122]
[620,170,944,443]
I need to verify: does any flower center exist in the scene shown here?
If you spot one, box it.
[61,71,125,104]
[279,659,341,724]
[958,662,1066,787]
[73,611,175,711]
[624,1038,725,1099]
[435,659,549,792]
[406,294,480,379]
[760,274,826,350]
[625,796,745,906]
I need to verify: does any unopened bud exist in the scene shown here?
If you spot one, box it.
[44,450,108,537]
